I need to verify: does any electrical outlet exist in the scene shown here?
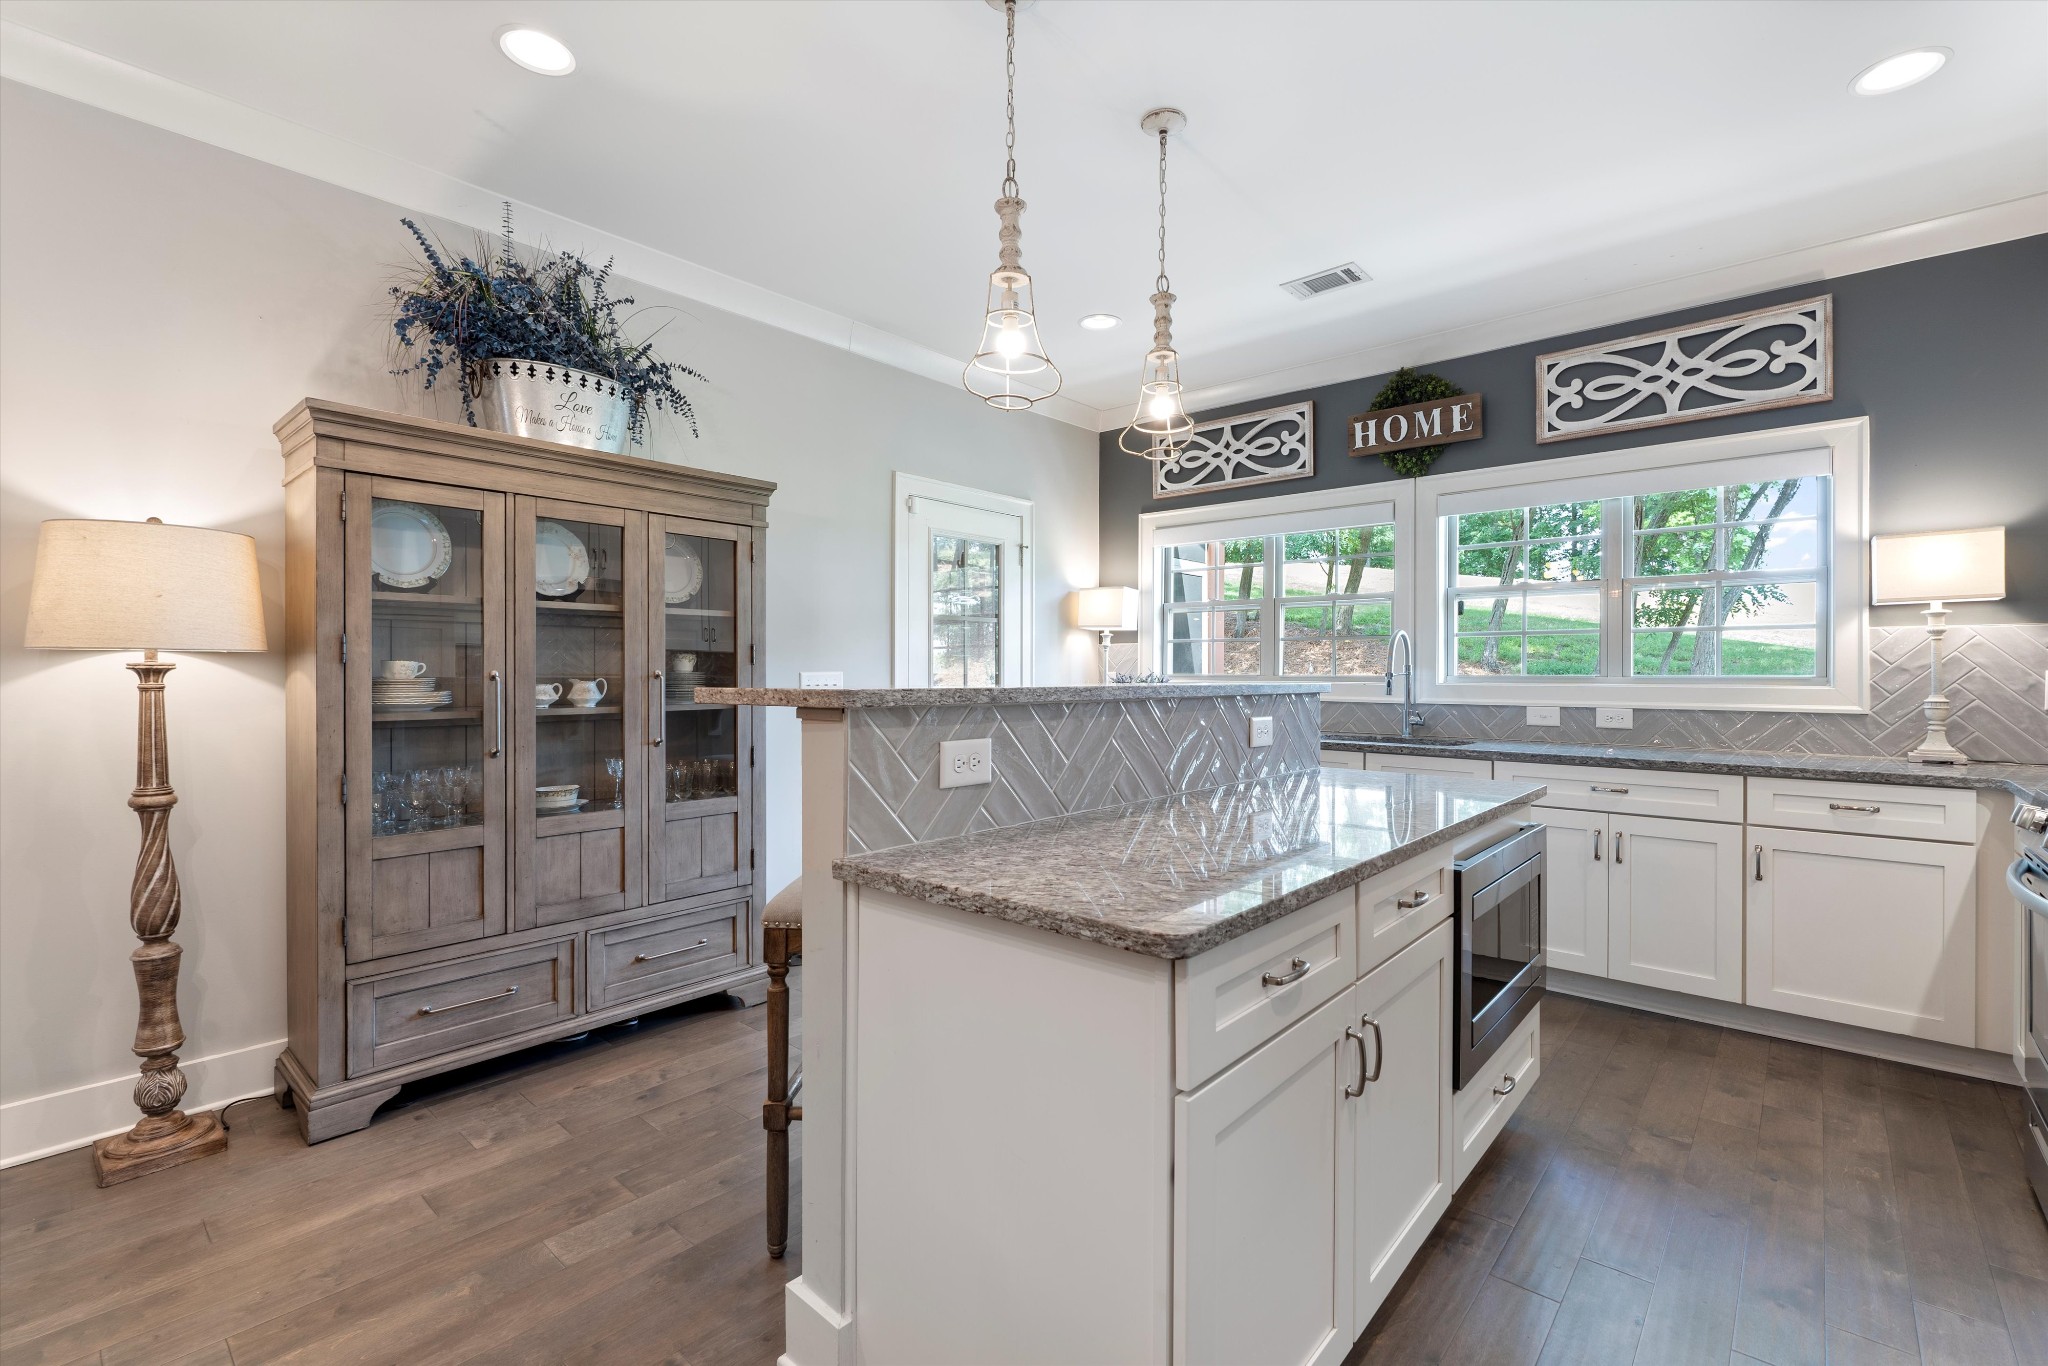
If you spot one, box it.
[1595,707,1634,730]
[1248,715,1274,748]
[798,671,844,688]
[938,737,993,789]
[1525,706,1562,727]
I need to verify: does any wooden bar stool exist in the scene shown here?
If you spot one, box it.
[762,878,803,1258]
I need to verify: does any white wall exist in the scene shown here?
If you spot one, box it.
[0,80,1099,1163]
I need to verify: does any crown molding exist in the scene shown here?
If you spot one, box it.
[1094,193,2048,431]
[0,20,1103,431]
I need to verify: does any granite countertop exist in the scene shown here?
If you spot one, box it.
[1318,735,2048,806]
[831,768,1545,959]
[697,682,1326,708]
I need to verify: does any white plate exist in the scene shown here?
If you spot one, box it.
[534,520,591,598]
[370,503,453,589]
[664,542,705,605]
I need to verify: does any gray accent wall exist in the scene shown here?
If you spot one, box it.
[1101,235,2048,628]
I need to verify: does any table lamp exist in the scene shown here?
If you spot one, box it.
[1074,586,1139,682]
[1870,525,2004,765]
[25,517,267,1184]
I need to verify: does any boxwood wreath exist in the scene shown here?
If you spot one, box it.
[1367,367,1464,477]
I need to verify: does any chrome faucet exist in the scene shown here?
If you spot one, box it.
[1385,630,1424,739]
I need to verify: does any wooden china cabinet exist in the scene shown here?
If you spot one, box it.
[274,400,773,1142]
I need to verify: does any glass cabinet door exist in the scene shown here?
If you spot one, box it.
[513,499,648,929]
[344,479,508,962]
[647,517,753,906]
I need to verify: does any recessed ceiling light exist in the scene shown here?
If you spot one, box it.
[498,27,575,76]
[1852,47,1948,96]
[1079,313,1121,330]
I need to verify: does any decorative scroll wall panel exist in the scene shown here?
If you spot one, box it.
[1536,296,1832,443]
[1154,402,1314,498]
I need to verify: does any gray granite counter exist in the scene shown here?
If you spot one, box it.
[831,768,1545,959]
[700,682,1326,708]
[1318,735,2048,806]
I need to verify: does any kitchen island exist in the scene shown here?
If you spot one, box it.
[702,684,1545,1366]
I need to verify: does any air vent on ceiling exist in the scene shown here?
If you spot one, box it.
[1280,262,1371,301]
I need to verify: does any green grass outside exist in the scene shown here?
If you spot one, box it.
[1456,610,1816,677]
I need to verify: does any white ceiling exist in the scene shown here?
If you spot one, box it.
[6,0,2046,427]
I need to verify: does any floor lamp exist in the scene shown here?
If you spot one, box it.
[1869,525,2004,765]
[26,517,267,1185]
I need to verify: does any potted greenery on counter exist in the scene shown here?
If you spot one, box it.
[390,208,704,454]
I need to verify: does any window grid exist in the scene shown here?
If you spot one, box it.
[1163,525,1395,681]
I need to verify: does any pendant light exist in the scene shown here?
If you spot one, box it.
[963,0,1061,410]
[1119,108,1193,461]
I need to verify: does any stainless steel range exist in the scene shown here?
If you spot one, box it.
[2012,798,2048,1222]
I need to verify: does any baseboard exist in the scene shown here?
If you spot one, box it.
[782,1275,854,1366]
[0,1037,285,1168]
[1549,970,2023,1087]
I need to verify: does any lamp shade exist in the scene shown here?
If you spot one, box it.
[1870,526,2006,606]
[1074,586,1140,632]
[25,518,267,652]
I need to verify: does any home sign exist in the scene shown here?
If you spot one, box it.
[1347,393,1484,458]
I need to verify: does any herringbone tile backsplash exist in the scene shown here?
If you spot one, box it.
[845,692,1321,853]
[1321,624,2048,763]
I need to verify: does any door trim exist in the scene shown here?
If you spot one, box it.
[891,471,1033,687]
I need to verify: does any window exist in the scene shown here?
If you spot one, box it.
[892,473,1032,687]
[929,533,1004,686]
[1162,523,1396,681]
[1451,501,1603,676]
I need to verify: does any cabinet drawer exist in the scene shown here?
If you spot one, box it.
[1319,749,1366,770]
[1176,889,1356,1092]
[590,900,748,1009]
[347,938,575,1077]
[1357,848,1454,977]
[1492,761,1742,822]
[1745,777,1977,844]
[1365,752,1494,779]
[1453,1007,1539,1188]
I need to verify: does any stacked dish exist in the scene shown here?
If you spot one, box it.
[666,651,706,705]
[535,783,581,814]
[372,676,454,712]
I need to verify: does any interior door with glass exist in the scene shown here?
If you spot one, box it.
[647,516,754,906]
[344,477,508,962]
[905,498,1022,687]
[512,498,648,930]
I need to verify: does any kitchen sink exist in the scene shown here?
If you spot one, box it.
[1326,734,1476,748]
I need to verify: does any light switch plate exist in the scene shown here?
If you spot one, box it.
[1595,707,1634,729]
[1525,706,1562,727]
[799,671,844,688]
[1248,715,1274,748]
[938,737,993,789]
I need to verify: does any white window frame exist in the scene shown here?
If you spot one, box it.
[892,472,1034,687]
[1137,483,1415,702]
[1415,417,1870,711]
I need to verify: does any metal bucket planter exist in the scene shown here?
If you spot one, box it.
[470,359,635,454]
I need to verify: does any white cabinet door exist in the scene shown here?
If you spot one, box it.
[1176,989,1354,1366]
[1533,805,1609,978]
[1747,827,1977,1044]
[1364,752,1494,779]
[1350,919,1455,1331]
[1607,815,1743,1002]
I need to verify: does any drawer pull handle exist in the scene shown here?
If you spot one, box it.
[1344,1026,1369,1098]
[1362,1015,1385,1083]
[1591,785,1630,795]
[488,671,505,759]
[1614,832,1624,864]
[1396,890,1435,911]
[1828,802,1881,814]
[1754,844,1764,881]
[635,937,712,963]
[1262,957,1312,988]
[651,670,666,746]
[1592,831,1602,862]
[1493,1074,1517,1098]
[420,985,518,1016]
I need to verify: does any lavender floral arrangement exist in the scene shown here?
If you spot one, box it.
[390,207,704,443]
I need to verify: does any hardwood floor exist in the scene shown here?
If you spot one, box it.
[6,987,2044,1365]
[1348,992,2048,1366]
[0,986,797,1366]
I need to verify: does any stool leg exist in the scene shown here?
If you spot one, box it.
[763,925,793,1259]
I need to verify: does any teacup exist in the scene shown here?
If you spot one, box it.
[565,677,608,708]
[667,652,698,675]
[535,682,563,708]
[380,660,428,681]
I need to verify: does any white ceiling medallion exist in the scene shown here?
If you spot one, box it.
[962,0,1060,411]
[1536,296,1833,443]
[496,27,575,76]
[1852,47,1950,96]
[1153,401,1315,499]
[1118,107,1194,462]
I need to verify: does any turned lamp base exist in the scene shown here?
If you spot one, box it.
[1905,602,1971,766]
[93,1108,227,1187]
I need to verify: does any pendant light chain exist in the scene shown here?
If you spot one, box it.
[1154,129,1171,295]
[1002,0,1019,199]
